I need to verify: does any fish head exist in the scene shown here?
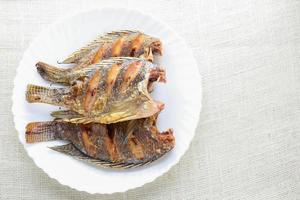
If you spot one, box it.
[142,37,162,61]
[157,128,175,152]
[148,38,163,56]
[149,66,166,83]
[146,115,175,153]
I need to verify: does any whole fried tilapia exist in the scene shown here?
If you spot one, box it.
[60,30,162,69]
[25,115,175,169]
[36,57,165,87]
[26,58,165,124]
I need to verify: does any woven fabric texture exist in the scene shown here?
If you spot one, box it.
[0,0,300,199]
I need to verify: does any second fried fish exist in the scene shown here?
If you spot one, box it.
[26,57,166,124]
[60,30,162,69]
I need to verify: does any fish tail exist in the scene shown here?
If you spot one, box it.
[36,62,70,84]
[26,84,69,106]
[25,121,60,143]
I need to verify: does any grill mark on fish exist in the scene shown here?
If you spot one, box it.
[112,37,125,57]
[120,38,132,57]
[120,61,143,93]
[80,127,97,158]
[91,43,108,64]
[83,69,101,113]
[105,63,121,98]
[103,128,119,161]
[130,34,144,57]
[110,60,130,97]
[25,116,175,168]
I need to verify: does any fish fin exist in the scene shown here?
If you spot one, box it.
[36,62,70,84]
[49,143,83,156]
[25,121,60,143]
[51,110,83,119]
[49,143,151,169]
[62,118,94,124]
[61,30,138,64]
[109,100,164,123]
[51,111,92,124]
[92,56,142,67]
[71,57,94,71]
[106,56,143,62]
[123,120,138,144]
[60,41,101,64]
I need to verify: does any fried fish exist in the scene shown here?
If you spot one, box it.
[36,57,165,86]
[26,57,166,124]
[60,30,162,69]
[25,115,174,169]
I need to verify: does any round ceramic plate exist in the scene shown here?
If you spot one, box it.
[12,8,202,194]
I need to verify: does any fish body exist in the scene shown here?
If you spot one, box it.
[36,57,165,85]
[26,58,166,124]
[61,30,162,67]
[25,115,175,169]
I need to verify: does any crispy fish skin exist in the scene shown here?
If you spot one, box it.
[36,57,166,85]
[60,30,162,66]
[25,115,175,169]
[26,58,166,124]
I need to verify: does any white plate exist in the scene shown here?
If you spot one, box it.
[12,8,202,194]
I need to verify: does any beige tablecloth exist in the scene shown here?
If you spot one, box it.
[1,0,300,199]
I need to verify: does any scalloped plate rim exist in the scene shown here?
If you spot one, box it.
[11,7,202,194]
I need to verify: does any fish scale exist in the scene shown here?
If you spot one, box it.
[26,57,166,124]
[60,30,162,66]
[25,115,175,169]
[24,30,173,169]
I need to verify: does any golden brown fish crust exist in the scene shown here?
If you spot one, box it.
[61,30,162,66]
[27,58,166,124]
[25,115,175,169]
